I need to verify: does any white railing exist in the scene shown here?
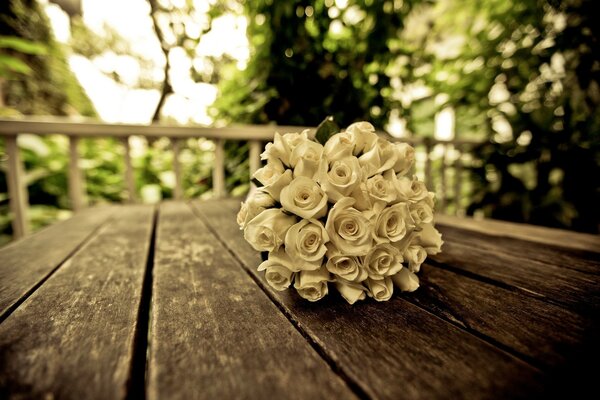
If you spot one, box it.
[0,117,481,240]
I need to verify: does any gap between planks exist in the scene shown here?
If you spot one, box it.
[187,201,373,400]
[125,206,158,400]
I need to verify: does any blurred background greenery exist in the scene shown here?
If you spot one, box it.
[0,0,598,245]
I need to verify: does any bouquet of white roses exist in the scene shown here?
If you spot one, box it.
[237,118,443,304]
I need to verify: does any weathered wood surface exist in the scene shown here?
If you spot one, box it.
[429,235,600,313]
[436,214,600,253]
[0,207,114,320]
[437,224,600,276]
[192,200,548,399]
[148,202,356,400]
[408,265,594,368]
[0,206,154,399]
[1,200,598,399]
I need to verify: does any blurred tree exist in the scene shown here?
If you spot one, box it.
[146,0,232,121]
[416,0,599,232]
[212,0,425,128]
[0,0,95,116]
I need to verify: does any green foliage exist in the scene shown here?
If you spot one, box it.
[0,0,95,116]
[413,0,599,232]
[212,0,424,128]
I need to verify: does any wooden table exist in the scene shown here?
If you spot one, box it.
[1,200,599,399]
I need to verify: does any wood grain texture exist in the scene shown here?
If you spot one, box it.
[409,265,597,370]
[430,238,600,313]
[0,206,114,320]
[0,205,154,400]
[148,202,357,400]
[436,214,600,253]
[437,225,600,276]
[192,199,546,400]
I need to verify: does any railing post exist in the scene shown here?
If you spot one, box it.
[5,135,28,238]
[68,136,86,211]
[249,140,261,188]
[424,138,432,188]
[454,146,463,216]
[213,139,226,198]
[440,144,448,213]
[122,136,136,203]
[172,138,183,200]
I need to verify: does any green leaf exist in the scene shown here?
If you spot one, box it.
[315,116,339,145]
[0,54,32,75]
[0,36,47,55]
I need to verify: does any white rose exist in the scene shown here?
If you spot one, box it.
[282,130,310,155]
[409,201,433,226]
[325,247,367,282]
[404,245,427,272]
[413,223,443,255]
[392,268,420,292]
[366,170,397,205]
[290,140,323,179]
[243,208,296,252]
[253,160,293,201]
[260,130,309,166]
[393,143,415,176]
[335,280,367,304]
[363,243,403,280]
[294,267,330,302]
[317,156,363,202]
[395,176,429,203]
[349,182,372,211]
[237,188,276,229]
[280,176,328,219]
[285,219,329,263]
[390,228,417,255]
[345,121,379,155]
[259,248,320,273]
[325,197,373,256]
[261,132,291,166]
[366,277,394,301]
[358,138,398,178]
[258,254,295,291]
[323,131,355,161]
[373,202,410,244]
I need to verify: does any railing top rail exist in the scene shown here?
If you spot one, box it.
[0,117,483,146]
[0,117,311,141]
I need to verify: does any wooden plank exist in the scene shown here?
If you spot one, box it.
[436,214,600,253]
[148,202,357,400]
[430,236,600,313]
[5,134,28,238]
[0,205,154,400]
[438,224,600,275]
[122,136,136,203]
[68,136,86,211]
[408,264,596,370]
[212,139,225,198]
[192,199,547,400]
[172,138,183,200]
[0,206,114,320]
